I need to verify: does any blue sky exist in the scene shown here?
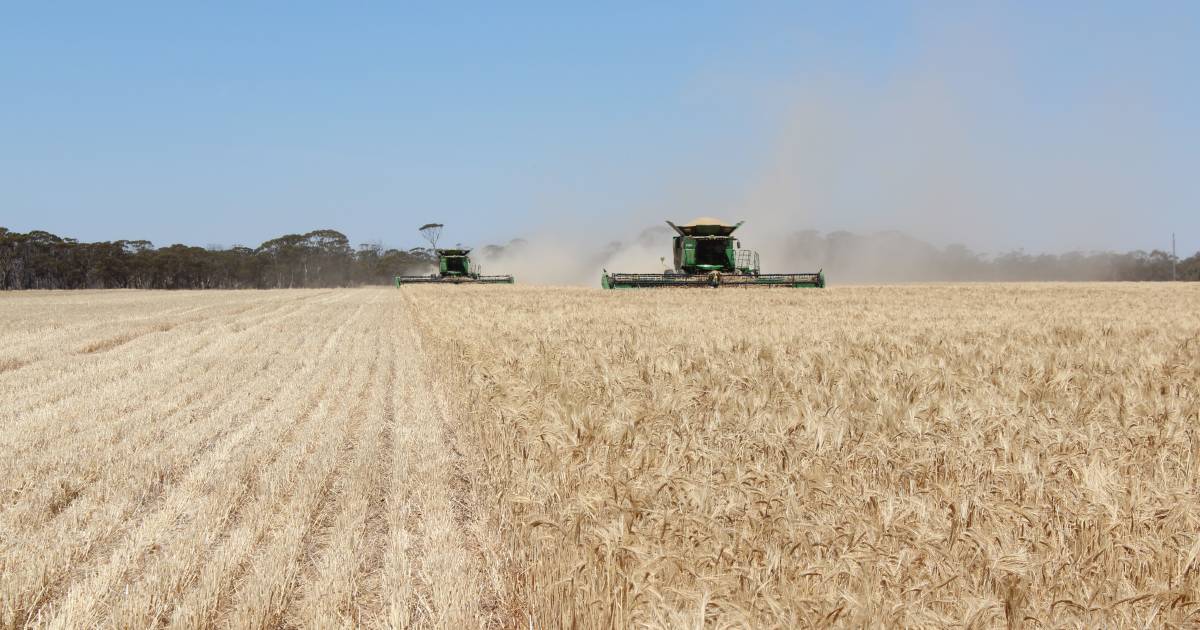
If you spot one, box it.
[1,2,1197,255]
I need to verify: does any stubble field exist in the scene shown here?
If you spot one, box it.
[1,284,1198,628]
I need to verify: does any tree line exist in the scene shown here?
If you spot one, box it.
[781,230,1200,283]
[0,227,433,290]
[2,225,1196,289]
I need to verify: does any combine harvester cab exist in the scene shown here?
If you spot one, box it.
[601,217,824,289]
[394,223,515,285]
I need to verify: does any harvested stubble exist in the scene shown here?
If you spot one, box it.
[0,289,508,629]
[406,283,1200,628]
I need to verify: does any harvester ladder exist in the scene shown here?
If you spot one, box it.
[734,249,760,274]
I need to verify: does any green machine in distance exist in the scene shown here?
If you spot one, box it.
[394,223,515,285]
[601,217,824,289]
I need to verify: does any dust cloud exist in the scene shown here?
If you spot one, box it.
[473,226,672,287]
[475,6,1186,286]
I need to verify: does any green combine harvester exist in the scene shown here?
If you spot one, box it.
[394,223,515,285]
[601,217,824,289]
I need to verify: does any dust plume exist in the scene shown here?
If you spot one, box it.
[476,5,1189,285]
[473,226,672,287]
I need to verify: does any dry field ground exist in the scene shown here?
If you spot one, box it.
[1,284,1198,628]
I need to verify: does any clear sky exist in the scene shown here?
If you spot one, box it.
[2,2,1197,255]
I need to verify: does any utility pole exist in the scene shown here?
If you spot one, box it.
[1172,232,1177,281]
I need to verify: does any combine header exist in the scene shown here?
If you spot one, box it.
[601,218,824,289]
[394,223,514,285]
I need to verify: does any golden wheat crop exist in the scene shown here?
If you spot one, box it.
[2,284,1198,628]
[406,283,1200,629]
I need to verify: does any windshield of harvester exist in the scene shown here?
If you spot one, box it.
[694,238,729,269]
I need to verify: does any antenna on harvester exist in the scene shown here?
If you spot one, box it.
[1172,232,1177,281]
[419,223,444,251]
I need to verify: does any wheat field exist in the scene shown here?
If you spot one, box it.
[1,284,1198,628]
